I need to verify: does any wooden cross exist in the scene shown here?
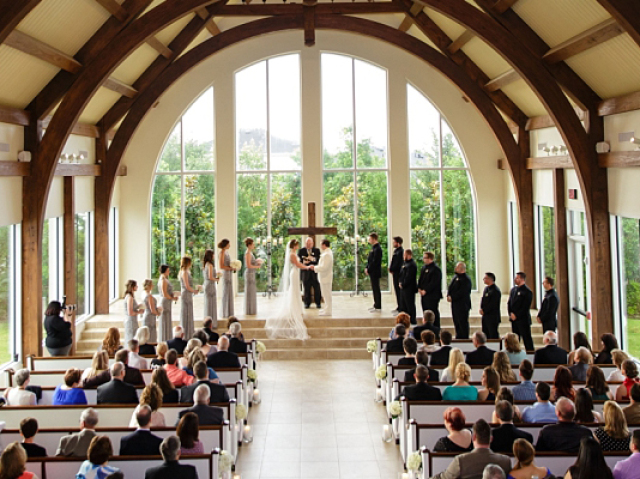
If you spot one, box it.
[287,202,337,244]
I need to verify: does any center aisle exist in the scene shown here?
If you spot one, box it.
[236,359,404,479]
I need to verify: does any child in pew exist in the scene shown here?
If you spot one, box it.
[0,442,39,479]
[19,418,47,458]
[76,436,120,479]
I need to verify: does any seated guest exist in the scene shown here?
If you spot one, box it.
[19,418,47,458]
[399,337,419,365]
[207,336,241,369]
[586,365,614,400]
[569,346,592,382]
[478,367,501,401]
[430,419,511,479]
[128,338,149,369]
[114,348,145,386]
[120,405,164,455]
[565,436,614,479]
[491,401,534,453]
[574,387,602,424]
[608,349,629,382]
[595,333,618,364]
[507,438,552,479]
[623,383,640,425]
[176,384,224,426]
[404,350,440,383]
[420,330,441,353]
[503,332,527,365]
[53,368,87,405]
[512,360,536,401]
[167,325,188,355]
[44,300,73,357]
[466,332,496,366]
[443,363,478,401]
[386,324,407,353]
[203,317,220,343]
[3,369,36,405]
[180,361,229,404]
[396,365,442,401]
[177,412,204,455]
[151,341,169,368]
[0,442,39,479]
[97,362,138,404]
[137,326,156,356]
[434,407,472,452]
[414,310,440,342]
[491,387,522,423]
[178,339,202,369]
[430,329,453,366]
[193,329,215,356]
[101,327,122,356]
[225,316,246,342]
[56,407,99,456]
[568,331,593,366]
[616,359,640,401]
[535,397,592,452]
[76,436,120,479]
[81,350,110,388]
[183,347,219,382]
[130,384,166,428]
[164,349,195,388]
[151,367,179,403]
[522,382,557,424]
[533,331,568,365]
[492,351,517,383]
[613,429,640,479]
[594,401,631,451]
[144,435,198,479]
[483,464,506,479]
[441,347,465,382]
[228,321,248,354]
[552,365,576,401]
[388,313,411,340]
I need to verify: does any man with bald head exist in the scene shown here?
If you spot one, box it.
[206,336,241,369]
[299,237,322,309]
[535,397,592,452]
[447,262,472,339]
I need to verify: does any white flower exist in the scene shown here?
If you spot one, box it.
[367,340,378,353]
[375,364,387,380]
[407,451,422,471]
[388,400,402,418]
[247,369,257,382]
[235,404,248,420]
[230,259,242,270]
[256,341,267,354]
[218,449,234,471]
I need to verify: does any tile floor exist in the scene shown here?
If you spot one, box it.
[236,359,405,479]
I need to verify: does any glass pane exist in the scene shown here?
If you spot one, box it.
[443,170,476,288]
[76,213,87,317]
[269,55,301,171]
[237,174,268,293]
[236,61,267,171]
[622,218,640,358]
[541,206,556,280]
[157,123,181,172]
[322,54,354,169]
[184,175,215,284]
[357,171,388,290]
[441,120,465,167]
[324,172,355,291]
[0,225,12,365]
[410,170,442,262]
[355,60,387,169]
[151,175,182,291]
[407,84,440,168]
[183,88,214,171]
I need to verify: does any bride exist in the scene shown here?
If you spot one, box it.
[265,239,311,340]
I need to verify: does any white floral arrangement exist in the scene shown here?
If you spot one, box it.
[235,403,248,420]
[218,449,234,472]
[375,364,387,380]
[247,369,257,382]
[388,400,402,419]
[407,451,422,471]
[256,341,267,354]
[230,259,242,270]
[367,340,378,353]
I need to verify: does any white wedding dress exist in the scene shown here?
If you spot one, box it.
[265,248,310,340]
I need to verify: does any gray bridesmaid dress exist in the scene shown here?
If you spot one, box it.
[158,277,174,342]
[203,262,218,328]
[221,251,234,318]
[143,293,158,343]
[180,271,195,340]
[244,252,259,315]
[123,294,139,343]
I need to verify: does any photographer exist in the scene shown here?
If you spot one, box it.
[44,300,74,356]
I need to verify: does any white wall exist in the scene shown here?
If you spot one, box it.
[0,122,24,227]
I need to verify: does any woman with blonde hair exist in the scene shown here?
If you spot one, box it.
[569,346,593,382]
[492,351,517,382]
[123,280,143,342]
[101,327,122,356]
[440,348,465,382]
[184,348,220,383]
[594,401,631,451]
[129,384,166,428]
[151,342,168,368]
[0,442,38,479]
[477,367,501,401]
[179,256,199,340]
[503,332,527,365]
[507,438,551,479]
[218,239,236,318]
[202,249,219,327]
[136,325,155,356]
[151,368,178,403]
[81,350,109,383]
[244,238,262,316]
[608,349,629,382]
[443,363,478,401]
[178,338,202,369]
[142,279,161,343]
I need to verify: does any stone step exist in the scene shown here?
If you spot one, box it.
[259,348,372,360]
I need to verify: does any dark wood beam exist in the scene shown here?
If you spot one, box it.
[0,106,30,126]
[94,124,110,314]
[553,169,570,350]
[542,18,624,64]
[93,0,129,22]
[63,176,77,355]
[0,0,41,46]
[102,78,138,98]
[213,3,404,15]
[525,107,586,131]
[145,37,173,58]
[517,127,536,303]
[596,0,640,50]
[489,0,520,14]
[598,90,640,116]
[484,69,520,92]
[196,7,221,36]
[303,5,315,46]
[5,30,82,73]
[0,161,127,176]
[447,29,474,54]
[398,3,423,33]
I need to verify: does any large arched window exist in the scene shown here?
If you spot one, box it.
[150,88,215,285]
[408,84,477,288]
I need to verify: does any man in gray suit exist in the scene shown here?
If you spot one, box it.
[56,407,99,456]
[430,419,511,479]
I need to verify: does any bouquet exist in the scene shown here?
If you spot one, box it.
[216,272,223,279]
[230,259,242,270]
[388,400,402,419]
[375,364,387,380]
[367,340,378,353]
[235,403,248,420]
[197,284,204,293]
[256,258,264,266]
[256,341,267,354]
[218,449,234,472]
[407,451,422,471]
[247,369,257,382]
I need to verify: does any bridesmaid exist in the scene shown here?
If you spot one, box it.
[244,238,261,315]
[142,279,160,343]
[179,256,199,340]
[158,264,175,342]
[218,239,236,318]
[202,249,219,328]
[123,280,143,343]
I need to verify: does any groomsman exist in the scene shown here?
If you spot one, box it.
[399,249,418,324]
[313,240,334,316]
[508,272,534,351]
[537,276,559,333]
[447,262,472,339]
[480,272,502,339]
[418,251,443,328]
[298,237,321,309]
[365,233,383,313]
[389,236,404,315]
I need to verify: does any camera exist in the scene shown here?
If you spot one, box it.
[61,296,77,312]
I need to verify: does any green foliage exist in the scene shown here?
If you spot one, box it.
[0,225,10,364]
[541,206,556,280]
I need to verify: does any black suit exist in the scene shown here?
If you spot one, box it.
[397,382,442,401]
[429,345,451,366]
[465,345,496,366]
[536,421,593,453]
[447,273,472,339]
[480,284,502,339]
[167,337,188,355]
[145,460,198,479]
[389,246,404,311]
[124,364,145,386]
[538,288,559,333]
[229,337,248,354]
[385,336,405,353]
[508,284,534,351]
[491,424,534,453]
[22,442,47,458]
[204,327,220,343]
[96,379,138,404]
[177,404,224,426]
[180,380,230,404]
[298,246,321,307]
[366,243,383,309]
[533,344,568,365]
[206,350,241,369]
[418,262,443,327]
[413,322,440,342]
[120,429,163,456]
[399,259,418,324]
[404,367,439,383]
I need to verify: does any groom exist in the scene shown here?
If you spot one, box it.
[312,240,334,316]
[298,237,321,309]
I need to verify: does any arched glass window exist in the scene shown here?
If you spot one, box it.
[408,84,477,288]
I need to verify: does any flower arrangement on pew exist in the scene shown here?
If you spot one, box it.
[407,451,422,475]
[230,259,242,271]
[256,341,267,354]
[375,364,387,380]
[247,369,257,383]
[218,449,235,474]
[388,400,402,419]
[367,340,378,353]
[235,404,248,421]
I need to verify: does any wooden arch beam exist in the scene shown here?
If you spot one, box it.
[596,0,640,50]
[0,0,41,46]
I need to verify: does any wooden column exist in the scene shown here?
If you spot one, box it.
[63,176,77,354]
[553,169,571,350]
[94,126,110,314]
[516,127,536,303]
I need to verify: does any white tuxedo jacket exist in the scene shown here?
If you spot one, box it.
[315,250,334,285]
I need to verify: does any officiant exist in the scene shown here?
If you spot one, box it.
[298,237,322,309]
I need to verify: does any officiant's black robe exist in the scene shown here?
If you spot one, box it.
[298,247,321,308]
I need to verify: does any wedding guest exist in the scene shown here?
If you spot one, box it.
[512,360,536,401]
[228,322,248,354]
[414,309,440,341]
[207,336,241,369]
[420,330,440,353]
[623,383,640,424]
[388,313,412,339]
[203,317,219,343]
[129,384,166,428]
[615,359,640,401]
[2,369,36,406]
[418,251,443,327]
[492,351,517,383]
[123,279,143,343]
[164,349,194,388]
[101,326,122,356]
[568,331,593,366]
[167,326,188,354]
[403,349,440,383]
[430,330,453,366]
[466,332,497,366]
[151,342,168,368]
[151,367,179,404]
[120,405,163,455]
[507,439,552,479]
[507,272,534,351]
[522,382,557,424]
[574,387,602,424]
[158,264,176,342]
[142,279,160,343]
[177,412,204,455]
[136,326,156,356]
[480,272,501,339]
[75,436,120,479]
[180,361,229,404]
[569,347,592,382]
[586,365,613,400]
[128,339,148,370]
[552,366,576,401]
[178,338,202,369]
[202,249,218,327]
[389,236,404,315]
[608,349,629,382]
[447,262,472,339]
[144,436,198,479]
[443,363,478,401]
[594,401,631,451]
[193,329,215,356]
[398,337,418,365]
[365,233,383,313]
[396,365,442,401]
[565,436,614,479]
[536,276,559,334]
[114,348,145,385]
[97,363,138,404]
[184,348,219,382]
[613,430,640,479]
[218,239,235,318]
[81,350,110,387]
[491,388,522,423]
[225,317,245,341]
[441,347,465,382]
[535,398,592,452]
[433,407,473,452]
[19,418,47,458]
[179,256,199,340]
[504,332,527,365]
[386,324,407,353]
[244,238,262,315]
[0,442,39,479]
[595,333,618,364]
[176,384,224,426]
[53,368,87,405]
[477,367,500,401]
[490,401,533,453]
[534,331,568,365]
[56,408,99,456]
[43,300,73,356]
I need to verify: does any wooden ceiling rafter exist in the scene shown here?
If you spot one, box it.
[0,105,103,138]
[487,0,519,15]
[196,7,222,36]
[0,0,41,46]
[397,2,423,33]
[212,3,404,15]
[542,18,624,64]
[596,0,640,50]
[447,29,474,54]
